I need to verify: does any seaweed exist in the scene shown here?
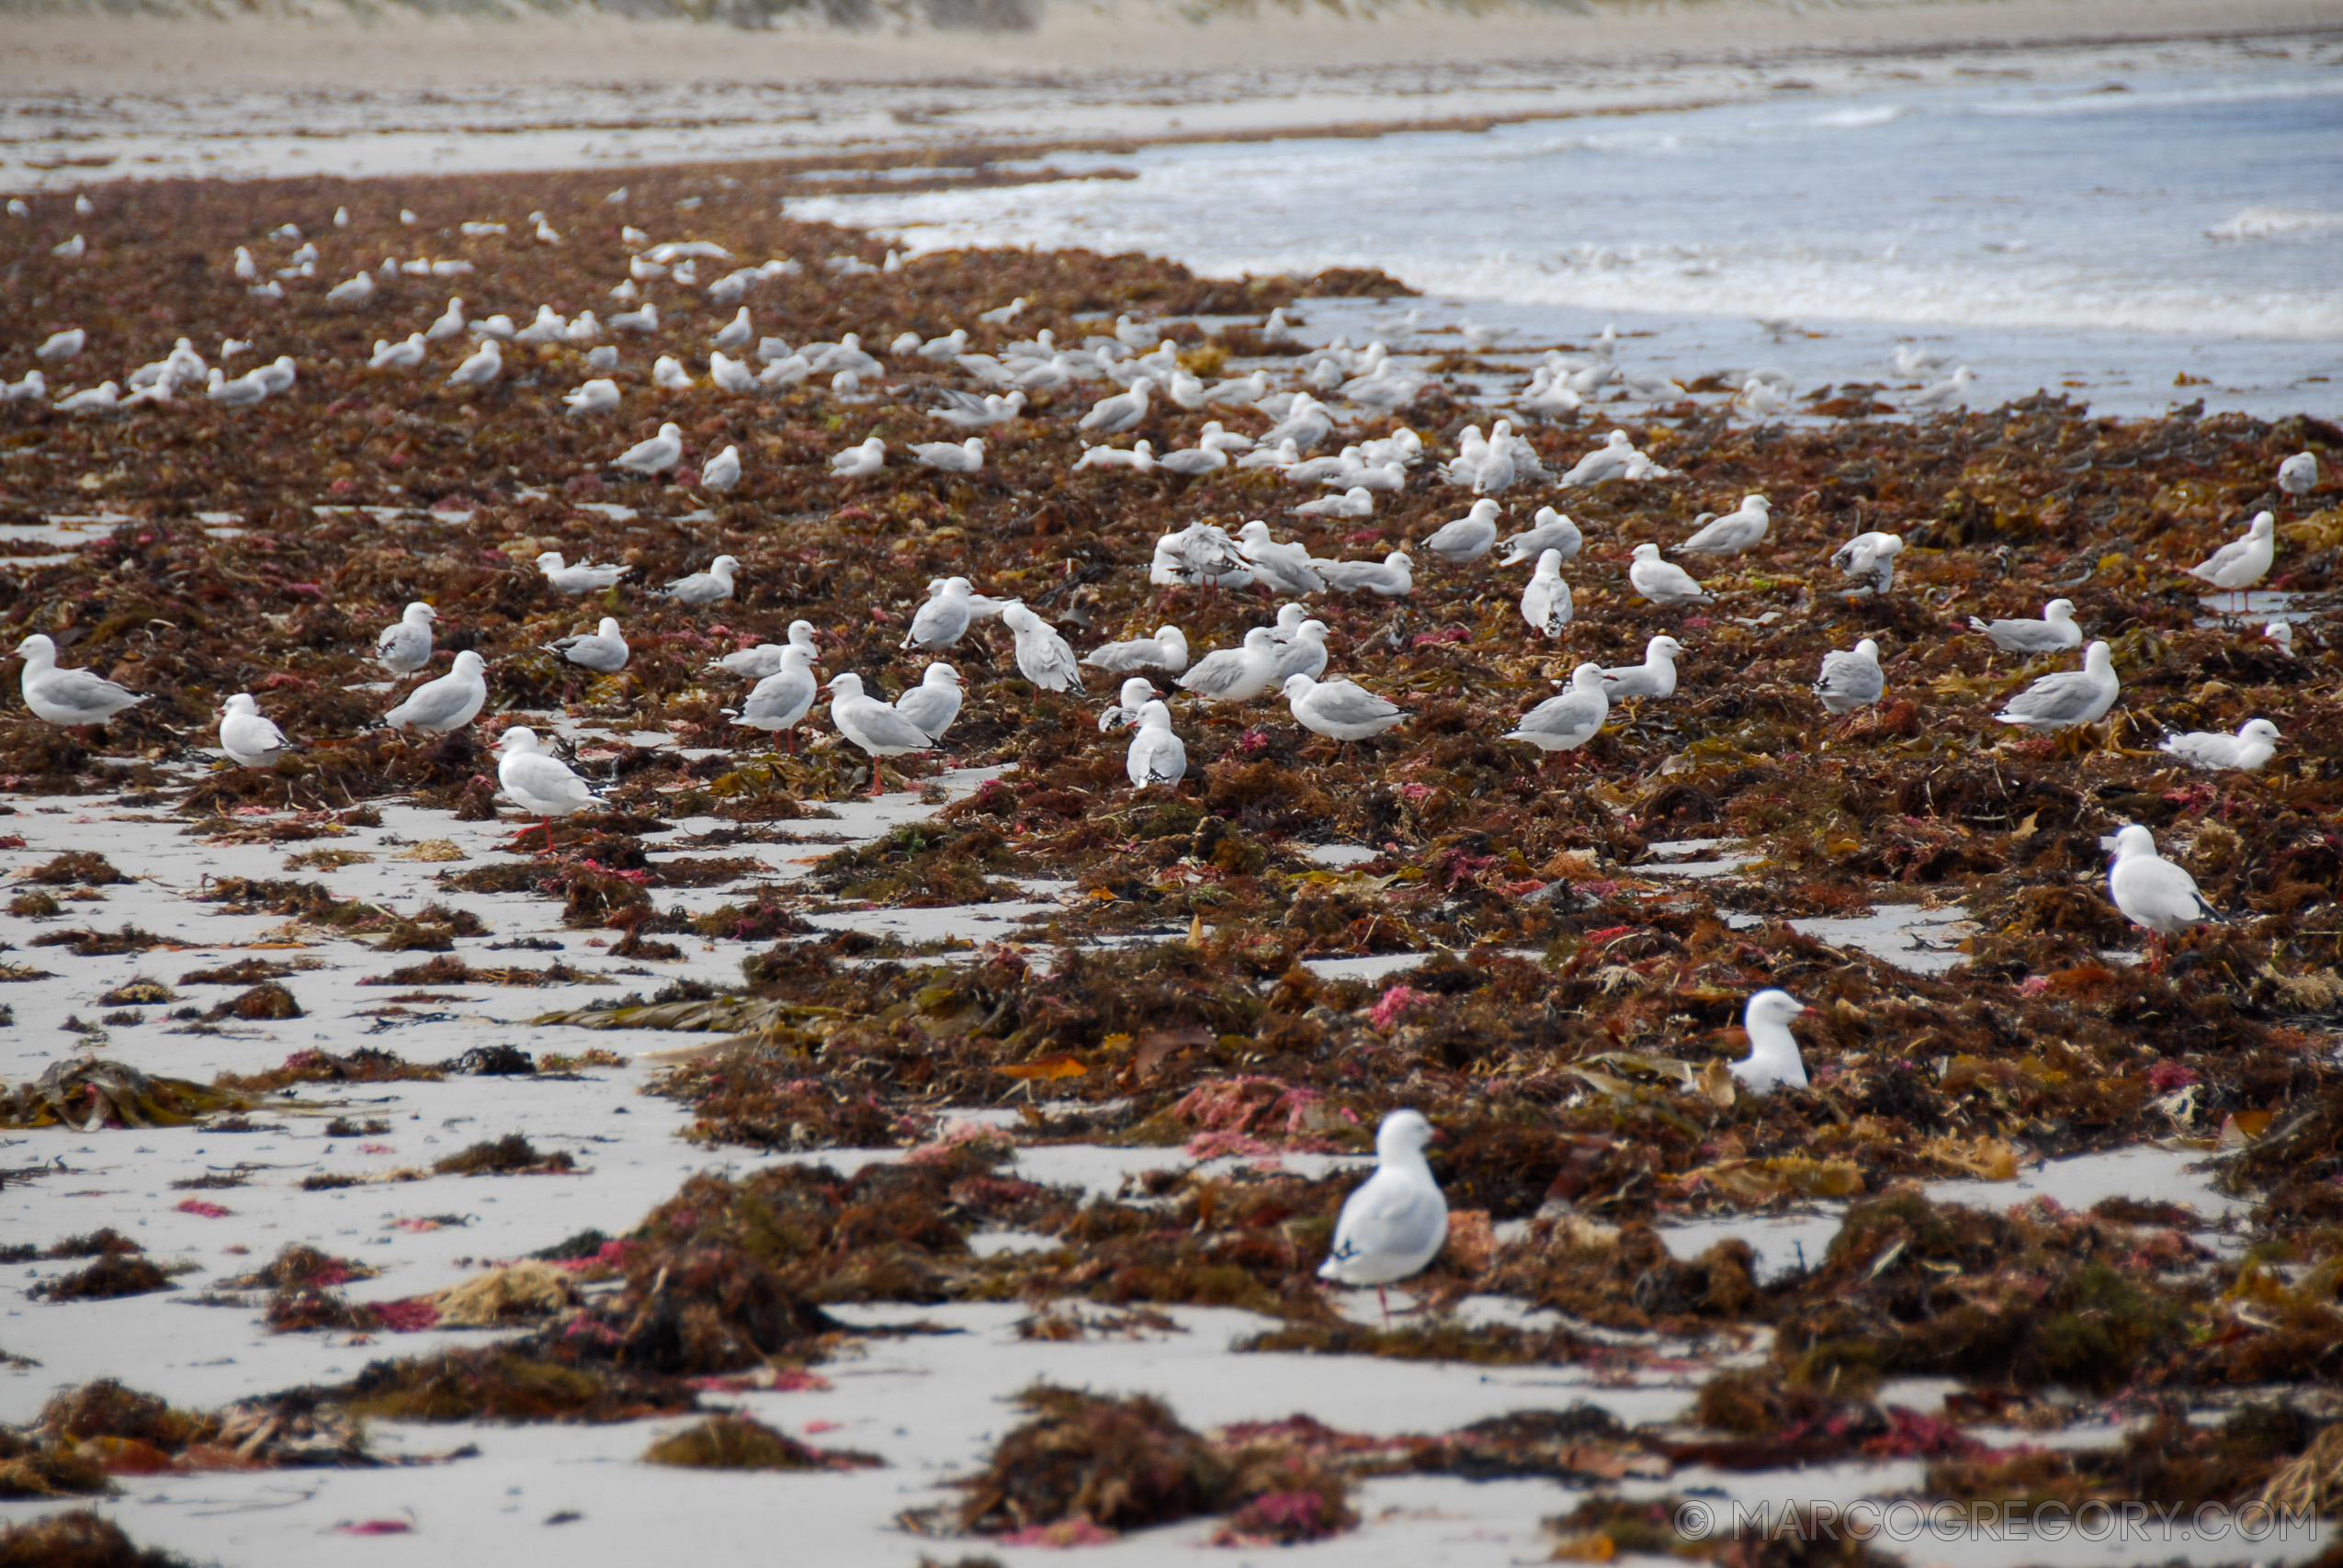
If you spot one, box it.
[29,1257,175,1302]
[431,1134,575,1175]
[641,1414,881,1471]
[0,1510,194,1567]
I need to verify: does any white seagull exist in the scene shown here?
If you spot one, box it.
[700,445,741,492]
[893,662,964,744]
[446,339,501,388]
[727,648,819,752]
[1178,628,1280,704]
[376,601,437,673]
[1995,640,2120,733]
[2107,824,2222,964]
[1424,499,1502,565]
[1269,621,1331,684]
[1730,990,1809,1094]
[1499,507,1583,567]
[663,555,738,606]
[1830,531,1905,594]
[496,728,601,853]
[1968,599,2081,656]
[1814,637,1885,715]
[1232,522,1325,595]
[1082,625,1189,676]
[14,635,143,728]
[1506,663,1610,761]
[384,650,487,734]
[2159,718,2281,773]
[218,693,291,768]
[536,551,631,594]
[1627,543,1710,605]
[615,423,683,475]
[548,616,629,674]
[1126,701,1187,789]
[831,436,887,479]
[1314,551,1413,598]
[911,436,985,474]
[1522,549,1573,637]
[1078,377,1153,434]
[827,673,934,795]
[1319,1109,1447,1324]
[2277,451,2318,498]
[1601,635,1684,701]
[1285,673,1407,746]
[903,578,976,652]
[2189,511,2275,612]
[999,604,1085,693]
[1100,677,1160,732]
[370,333,429,371]
[1676,495,1771,555]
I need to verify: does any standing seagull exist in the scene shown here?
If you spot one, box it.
[376,602,437,674]
[1522,549,1573,637]
[903,578,974,652]
[727,647,818,753]
[548,617,629,674]
[1830,531,1905,595]
[1505,663,1610,766]
[663,556,739,607]
[2189,511,2275,614]
[1319,1109,1447,1325]
[1627,543,1709,606]
[699,445,741,492]
[1423,499,1501,565]
[1126,700,1186,789]
[1601,635,1684,701]
[1284,673,1408,750]
[1078,376,1153,434]
[384,650,487,734]
[2107,823,2223,968]
[826,673,934,795]
[1968,599,2081,656]
[710,623,820,681]
[495,728,601,853]
[14,635,144,729]
[893,662,964,744]
[217,694,292,768]
[2277,451,2318,499]
[999,604,1084,693]
[1730,990,1809,1094]
[1269,621,1331,684]
[1813,637,1885,716]
[1178,628,1280,705]
[1995,640,2120,734]
[446,339,501,389]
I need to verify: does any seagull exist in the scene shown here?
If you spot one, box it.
[1968,598,2082,656]
[708,352,757,394]
[1814,637,1885,715]
[1156,445,1228,478]
[2189,511,2275,613]
[370,333,429,371]
[325,273,376,308]
[217,693,291,768]
[1560,430,1642,486]
[1729,990,1809,1094]
[1099,677,1160,732]
[1152,524,1251,589]
[1078,377,1154,435]
[894,662,964,744]
[1734,376,1790,418]
[2159,718,2281,773]
[903,578,976,652]
[424,298,466,342]
[700,445,741,492]
[1424,499,1502,565]
[1269,621,1331,684]
[1232,522,1324,596]
[727,648,819,752]
[376,602,437,673]
[2263,621,2295,658]
[2278,451,2319,498]
[548,616,629,674]
[384,650,487,734]
[205,368,267,407]
[1890,344,1954,376]
[496,728,601,854]
[827,673,934,795]
[1126,701,1187,788]
[651,357,694,393]
[446,339,501,388]
[713,307,753,352]
[1285,672,1407,746]
[1830,531,1905,594]
[663,556,738,606]
[1179,628,1280,705]
[1319,1109,1447,1325]
[1906,367,1976,409]
[1078,441,1157,474]
[911,436,985,474]
[1499,507,1583,567]
[1522,549,1573,637]
[831,436,887,479]
[536,551,631,594]
[1676,495,1771,555]
[1204,371,1271,405]
[1314,551,1413,597]
[516,305,570,345]
[1000,604,1084,693]
[57,381,120,412]
[1506,663,1610,762]
[1601,635,1684,700]
[1196,421,1254,454]
[1082,625,1189,675]
[932,389,1026,429]
[1295,487,1375,520]
[14,635,143,728]
[1628,543,1710,605]
[2107,823,2222,966]
[1995,640,2120,733]
[253,355,298,396]
[36,328,85,360]
[615,424,686,480]
[710,623,820,680]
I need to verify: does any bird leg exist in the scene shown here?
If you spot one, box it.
[867,764,887,799]
[1376,1284,1391,1329]
[540,816,558,855]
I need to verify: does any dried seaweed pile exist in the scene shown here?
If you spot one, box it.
[0,1378,384,1500]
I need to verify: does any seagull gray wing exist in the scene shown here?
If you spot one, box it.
[32,668,140,714]
[386,675,476,729]
[1999,671,2100,725]
[1311,681,1403,725]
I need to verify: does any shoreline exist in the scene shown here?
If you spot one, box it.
[6,0,2337,95]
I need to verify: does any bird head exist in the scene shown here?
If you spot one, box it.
[535,551,565,570]
[1650,635,1685,660]
[2084,640,2114,673]
[1632,543,1660,561]
[1281,673,1315,699]
[496,727,538,753]
[1375,1109,1439,1160]
[825,673,864,698]
[1854,637,1881,662]
[2240,719,2282,744]
[1744,988,1807,1032]
[924,663,961,687]
[222,694,257,716]
[1535,548,1563,573]
[1570,661,1605,691]
[2044,598,2076,620]
[710,555,740,575]
[2110,823,2156,862]
[451,651,486,675]
[13,634,53,660]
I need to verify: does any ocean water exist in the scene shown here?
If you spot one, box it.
[796,59,2343,415]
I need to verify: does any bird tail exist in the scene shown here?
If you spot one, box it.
[1965,615,1990,633]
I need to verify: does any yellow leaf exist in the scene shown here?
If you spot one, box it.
[2219,1111,2274,1149]
[1924,1134,2020,1180]
[1549,1530,1617,1562]
[999,1055,1087,1082]
[1761,1156,1867,1198]
[1099,1032,1134,1054]
[2009,811,2039,843]
[1698,1058,1737,1109]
